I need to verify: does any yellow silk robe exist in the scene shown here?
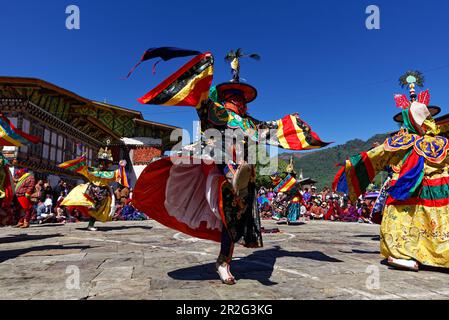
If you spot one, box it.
[61,165,117,222]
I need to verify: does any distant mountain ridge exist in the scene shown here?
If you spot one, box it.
[279,133,391,190]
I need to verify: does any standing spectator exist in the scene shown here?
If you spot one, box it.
[31,180,44,204]
[114,186,122,202]
[267,188,275,202]
[53,180,67,204]
[40,182,53,203]
[310,186,317,198]
[303,188,311,202]
[120,186,130,205]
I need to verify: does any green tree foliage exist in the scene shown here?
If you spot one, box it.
[256,157,288,189]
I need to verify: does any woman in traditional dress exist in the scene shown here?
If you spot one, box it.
[333,71,449,271]
[128,47,330,285]
[58,147,127,231]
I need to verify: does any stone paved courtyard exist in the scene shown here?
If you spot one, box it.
[1,219,449,300]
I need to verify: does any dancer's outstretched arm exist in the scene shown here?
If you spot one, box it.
[333,141,408,203]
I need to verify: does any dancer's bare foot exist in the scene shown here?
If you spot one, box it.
[387,256,419,271]
[216,262,236,285]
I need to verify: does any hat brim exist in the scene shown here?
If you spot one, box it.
[216,82,257,103]
[393,106,441,123]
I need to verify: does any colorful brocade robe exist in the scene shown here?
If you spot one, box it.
[133,50,331,247]
[59,158,118,222]
[334,129,449,268]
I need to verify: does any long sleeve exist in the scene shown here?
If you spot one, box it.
[84,169,118,186]
[257,113,331,151]
[333,143,408,202]
[58,156,117,186]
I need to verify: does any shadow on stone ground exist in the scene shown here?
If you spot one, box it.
[0,233,63,245]
[168,246,343,286]
[353,234,380,241]
[0,245,91,263]
[339,249,381,255]
[75,225,153,232]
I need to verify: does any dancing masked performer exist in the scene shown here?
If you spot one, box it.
[128,47,330,284]
[0,114,40,227]
[333,71,449,271]
[58,145,127,231]
[0,148,14,226]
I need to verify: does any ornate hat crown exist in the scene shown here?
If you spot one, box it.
[97,147,113,162]
[285,155,297,175]
[393,71,441,123]
[216,48,260,104]
[97,139,113,162]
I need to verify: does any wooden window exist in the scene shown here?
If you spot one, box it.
[51,132,57,146]
[43,144,49,159]
[50,147,56,161]
[44,129,50,143]
[22,119,30,134]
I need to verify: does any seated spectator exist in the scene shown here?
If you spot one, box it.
[358,202,373,224]
[55,206,67,223]
[340,201,360,222]
[36,194,54,223]
[118,202,148,221]
[324,198,341,221]
[310,200,325,220]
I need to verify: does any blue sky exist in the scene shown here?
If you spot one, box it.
[1,0,449,147]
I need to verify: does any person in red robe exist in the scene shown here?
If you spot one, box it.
[0,149,14,226]
[14,168,36,228]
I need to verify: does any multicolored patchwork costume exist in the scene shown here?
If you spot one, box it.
[129,47,330,276]
[0,114,40,227]
[59,148,128,228]
[334,71,449,269]
[0,152,14,226]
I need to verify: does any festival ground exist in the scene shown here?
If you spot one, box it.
[1,220,449,300]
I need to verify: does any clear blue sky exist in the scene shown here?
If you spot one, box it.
[1,0,449,146]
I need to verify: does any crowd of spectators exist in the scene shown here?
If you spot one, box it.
[257,185,380,224]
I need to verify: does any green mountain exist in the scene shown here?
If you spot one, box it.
[280,133,391,190]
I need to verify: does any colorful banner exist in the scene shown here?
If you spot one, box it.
[276,114,331,151]
[58,156,87,173]
[117,165,130,188]
[0,115,40,146]
[138,52,214,108]
[274,174,297,193]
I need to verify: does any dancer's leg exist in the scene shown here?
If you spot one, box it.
[20,208,32,228]
[216,227,236,285]
[87,216,97,231]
